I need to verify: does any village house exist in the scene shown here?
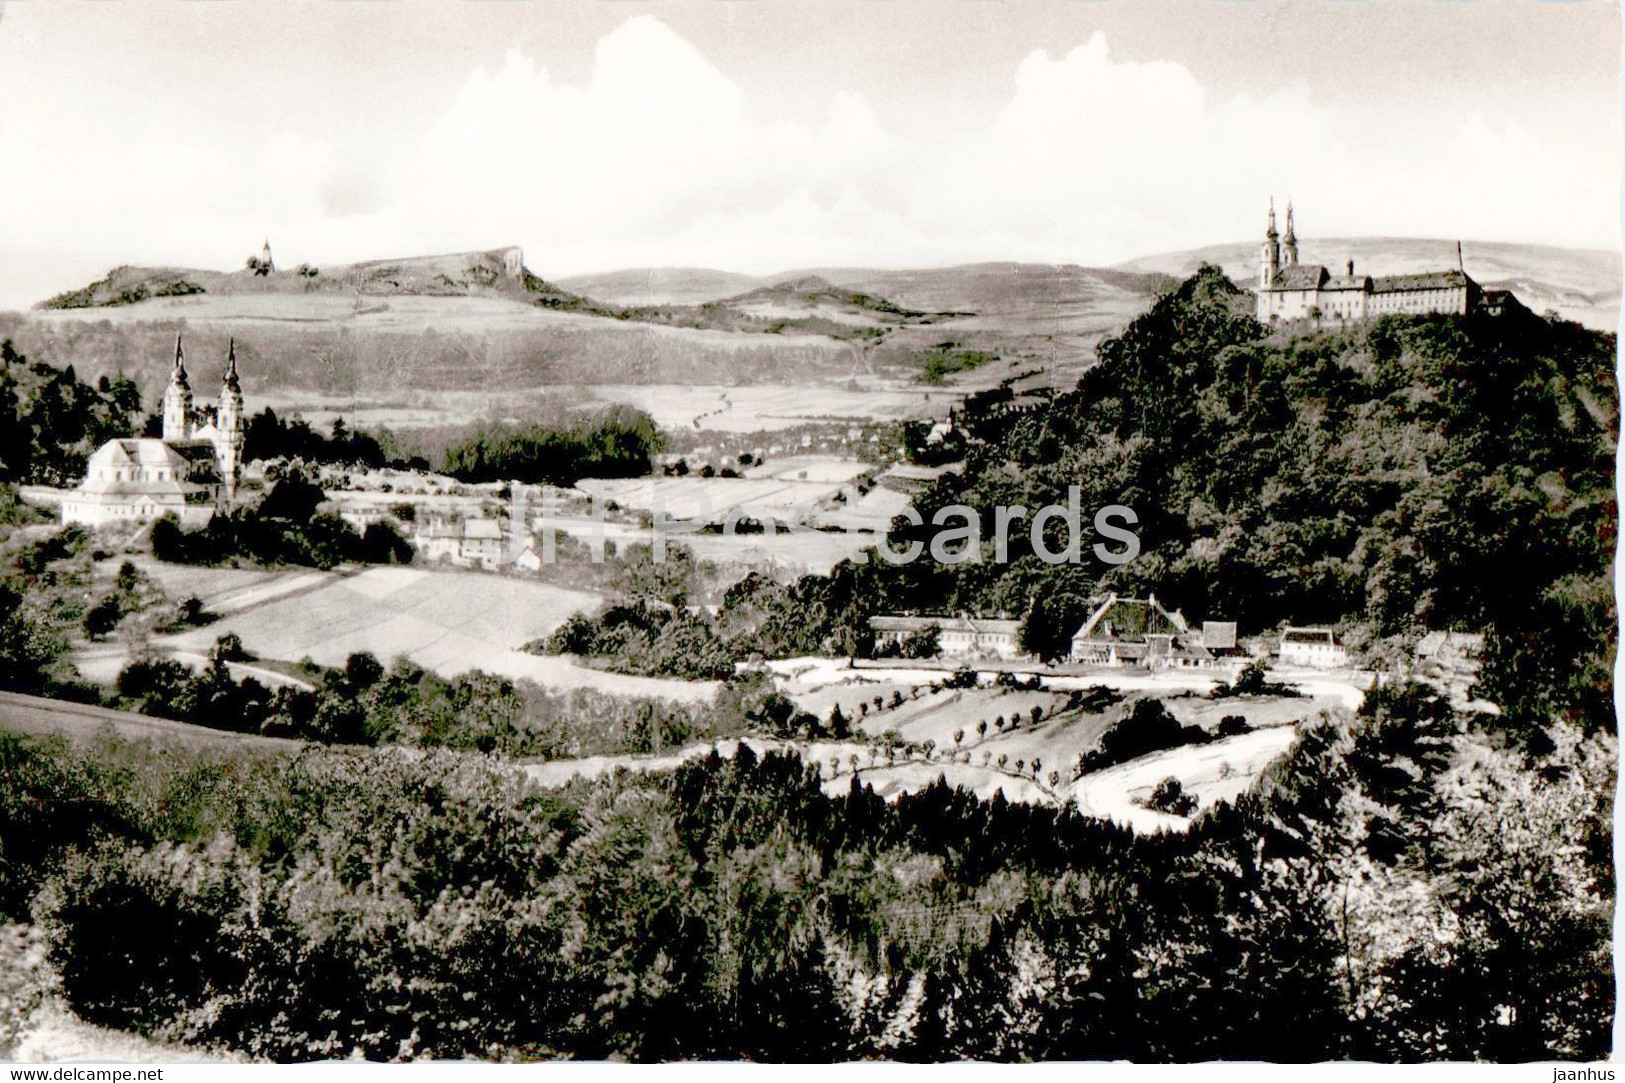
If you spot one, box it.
[513,544,545,573]
[1413,630,1485,679]
[869,614,1025,661]
[412,516,506,569]
[412,518,461,564]
[1278,626,1350,669]
[459,518,504,568]
[336,503,393,535]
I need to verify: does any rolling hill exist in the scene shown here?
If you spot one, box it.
[3,239,1610,438]
[6,253,1151,417]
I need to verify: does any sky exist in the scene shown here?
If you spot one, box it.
[0,0,1618,309]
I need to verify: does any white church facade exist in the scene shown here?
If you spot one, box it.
[1254,201,1488,324]
[61,336,247,529]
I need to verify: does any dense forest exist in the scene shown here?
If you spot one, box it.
[0,340,144,488]
[0,679,1611,1061]
[438,406,663,485]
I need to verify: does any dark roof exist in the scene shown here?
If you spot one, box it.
[1282,627,1338,645]
[1263,264,1329,292]
[870,615,1020,636]
[1371,270,1470,293]
[1321,275,1371,292]
[1072,593,1190,643]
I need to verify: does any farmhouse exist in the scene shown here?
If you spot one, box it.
[412,516,506,569]
[1253,201,1520,324]
[1413,630,1484,679]
[1068,593,1240,670]
[412,519,461,563]
[869,614,1025,661]
[460,518,504,568]
[62,336,246,528]
[1278,626,1349,669]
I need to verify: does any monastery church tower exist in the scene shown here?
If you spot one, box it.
[1259,199,1279,288]
[1259,199,1301,290]
[157,334,248,496]
[161,336,193,442]
[216,340,245,498]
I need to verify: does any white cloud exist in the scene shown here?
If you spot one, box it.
[0,11,1614,307]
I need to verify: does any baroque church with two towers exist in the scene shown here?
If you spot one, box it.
[61,336,247,528]
[1252,199,1506,324]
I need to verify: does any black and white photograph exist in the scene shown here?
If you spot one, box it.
[0,0,1618,1068]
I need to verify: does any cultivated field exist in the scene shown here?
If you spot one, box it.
[541,514,875,574]
[759,657,1357,827]
[587,383,957,433]
[741,455,875,484]
[156,566,715,702]
[577,475,848,524]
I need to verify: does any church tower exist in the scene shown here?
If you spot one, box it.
[1259,198,1281,289]
[216,339,246,500]
[1282,200,1299,268]
[259,239,274,274]
[162,335,194,442]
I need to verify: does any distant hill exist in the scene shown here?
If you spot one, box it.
[1119,238,1620,331]
[12,256,1086,400]
[8,240,1608,418]
[39,247,539,309]
[556,267,767,307]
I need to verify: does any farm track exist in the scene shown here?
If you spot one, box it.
[0,690,304,753]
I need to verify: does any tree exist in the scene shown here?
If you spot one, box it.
[211,633,249,663]
[1018,593,1076,662]
[900,623,940,660]
[345,651,384,690]
[82,596,122,641]
[113,561,141,597]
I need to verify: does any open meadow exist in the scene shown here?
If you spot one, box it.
[146,565,716,702]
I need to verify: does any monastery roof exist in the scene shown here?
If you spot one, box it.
[1321,275,1372,292]
[89,438,202,469]
[1371,270,1470,293]
[1262,265,1329,292]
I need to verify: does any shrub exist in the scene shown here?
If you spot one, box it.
[1146,776,1198,817]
